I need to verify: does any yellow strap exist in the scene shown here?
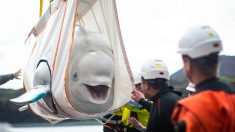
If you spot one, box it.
[39,0,43,17]
[121,108,131,126]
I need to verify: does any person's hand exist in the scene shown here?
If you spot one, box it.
[13,69,22,79]
[132,89,145,102]
[128,117,145,131]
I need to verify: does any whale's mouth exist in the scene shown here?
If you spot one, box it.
[84,84,109,100]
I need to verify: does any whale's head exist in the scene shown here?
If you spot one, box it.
[66,25,115,113]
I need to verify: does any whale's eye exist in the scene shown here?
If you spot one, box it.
[73,72,79,81]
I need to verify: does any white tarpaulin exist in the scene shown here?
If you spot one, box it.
[23,0,134,123]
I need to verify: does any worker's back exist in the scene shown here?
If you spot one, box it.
[173,78,235,132]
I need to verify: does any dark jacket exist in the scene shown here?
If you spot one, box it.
[139,87,181,132]
[0,74,14,85]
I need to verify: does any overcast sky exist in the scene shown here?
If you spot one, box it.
[0,0,235,89]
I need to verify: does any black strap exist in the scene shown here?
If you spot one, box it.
[37,59,58,114]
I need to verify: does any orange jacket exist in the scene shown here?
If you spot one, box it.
[172,90,235,132]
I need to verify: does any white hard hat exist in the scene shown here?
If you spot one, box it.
[177,25,222,59]
[141,60,169,80]
[186,82,196,92]
[133,72,141,85]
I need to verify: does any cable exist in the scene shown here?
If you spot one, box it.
[0,34,27,46]
[95,114,115,125]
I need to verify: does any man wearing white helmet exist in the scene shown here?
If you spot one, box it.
[185,82,196,96]
[133,72,142,92]
[172,25,235,132]
[131,60,181,132]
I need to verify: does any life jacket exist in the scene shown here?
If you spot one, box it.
[103,103,150,130]
[172,90,235,132]
[123,104,150,127]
